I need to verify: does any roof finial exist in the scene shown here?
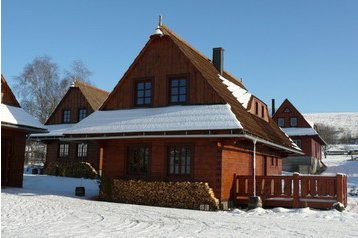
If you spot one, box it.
[159,15,163,27]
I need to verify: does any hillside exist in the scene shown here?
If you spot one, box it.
[303,112,358,141]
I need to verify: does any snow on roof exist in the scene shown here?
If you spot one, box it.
[1,104,46,131]
[32,123,76,138]
[282,127,319,137]
[218,75,252,109]
[65,104,242,135]
[279,127,301,151]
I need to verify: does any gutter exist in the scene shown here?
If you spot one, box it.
[61,132,304,155]
[1,123,48,134]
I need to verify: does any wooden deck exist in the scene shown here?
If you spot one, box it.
[234,173,347,209]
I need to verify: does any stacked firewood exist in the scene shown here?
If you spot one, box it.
[102,179,219,210]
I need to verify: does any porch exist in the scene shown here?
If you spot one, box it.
[234,173,347,209]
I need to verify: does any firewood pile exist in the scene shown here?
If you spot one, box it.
[101,179,219,210]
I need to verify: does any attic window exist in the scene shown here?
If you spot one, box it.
[277,118,285,127]
[255,102,259,115]
[135,80,152,106]
[63,109,71,123]
[261,105,265,118]
[290,117,298,127]
[284,108,291,113]
[169,78,187,104]
[78,108,87,122]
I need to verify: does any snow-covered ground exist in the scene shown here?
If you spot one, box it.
[2,155,358,238]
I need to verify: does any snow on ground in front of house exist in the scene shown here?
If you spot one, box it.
[2,155,358,238]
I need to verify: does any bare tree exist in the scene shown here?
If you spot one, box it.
[315,123,339,144]
[14,56,69,123]
[14,57,93,123]
[63,60,92,84]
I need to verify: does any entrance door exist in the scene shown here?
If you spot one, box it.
[1,138,12,186]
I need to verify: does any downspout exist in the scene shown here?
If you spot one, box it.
[253,139,257,197]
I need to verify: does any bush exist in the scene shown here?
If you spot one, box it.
[44,161,98,179]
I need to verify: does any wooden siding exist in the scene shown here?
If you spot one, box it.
[247,96,270,122]
[46,88,94,124]
[1,75,20,107]
[272,99,312,128]
[1,128,27,187]
[103,36,225,110]
[100,137,283,202]
[220,141,282,201]
[45,141,100,170]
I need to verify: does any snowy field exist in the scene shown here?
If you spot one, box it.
[2,155,358,238]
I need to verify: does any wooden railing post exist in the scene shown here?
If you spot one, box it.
[336,173,344,205]
[293,173,300,208]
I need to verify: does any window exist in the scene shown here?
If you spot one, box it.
[255,102,259,115]
[293,139,302,149]
[78,108,87,121]
[127,146,149,175]
[284,108,291,113]
[170,79,187,104]
[59,144,69,157]
[271,157,275,166]
[135,81,152,106]
[290,117,298,127]
[77,143,88,158]
[277,118,285,127]
[261,105,265,118]
[63,109,71,123]
[168,145,191,175]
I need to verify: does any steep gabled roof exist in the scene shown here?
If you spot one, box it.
[1,74,21,107]
[45,80,109,124]
[273,99,326,145]
[84,24,299,153]
[73,80,110,110]
[158,25,296,150]
[273,99,312,128]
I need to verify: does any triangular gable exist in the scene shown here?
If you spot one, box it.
[45,81,109,125]
[1,75,20,107]
[74,80,109,110]
[99,24,297,151]
[273,99,312,128]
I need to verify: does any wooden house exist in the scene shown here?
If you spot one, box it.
[31,80,109,171]
[64,23,302,208]
[1,75,47,187]
[272,99,326,173]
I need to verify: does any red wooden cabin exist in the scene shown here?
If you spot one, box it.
[1,75,47,187]
[31,80,109,171]
[64,23,302,208]
[272,99,326,173]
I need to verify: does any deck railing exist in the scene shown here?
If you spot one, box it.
[234,173,347,209]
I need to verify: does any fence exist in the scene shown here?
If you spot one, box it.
[234,173,347,209]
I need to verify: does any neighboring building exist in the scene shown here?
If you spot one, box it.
[31,80,109,171]
[1,75,47,187]
[64,23,302,207]
[272,99,326,173]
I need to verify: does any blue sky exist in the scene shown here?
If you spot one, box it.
[2,0,357,113]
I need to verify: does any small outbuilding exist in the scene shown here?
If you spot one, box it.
[1,75,47,187]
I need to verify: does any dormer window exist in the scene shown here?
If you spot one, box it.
[170,78,187,104]
[135,80,152,106]
[63,109,71,123]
